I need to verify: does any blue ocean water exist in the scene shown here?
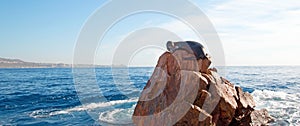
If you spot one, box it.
[0,66,299,125]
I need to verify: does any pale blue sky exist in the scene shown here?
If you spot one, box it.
[1,0,299,66]
[0,0,106,63]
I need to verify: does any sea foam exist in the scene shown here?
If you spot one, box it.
[98,104,136,125]
[30,98,138,119]
[252,90,300,125]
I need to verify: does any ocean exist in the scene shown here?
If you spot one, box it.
[0,66,299,125]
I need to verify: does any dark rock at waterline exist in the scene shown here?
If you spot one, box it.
[230,109,275,126]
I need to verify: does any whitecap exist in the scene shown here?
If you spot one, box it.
[30,98,138,118]
[49,98,138,116]
[252,90,300,125]
[98,104,136,125]
[30,109,52,118]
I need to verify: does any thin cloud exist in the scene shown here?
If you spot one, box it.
[97,0,300,66]
[205,0,300,66]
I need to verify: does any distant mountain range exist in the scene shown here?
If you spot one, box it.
[0,57,125,68]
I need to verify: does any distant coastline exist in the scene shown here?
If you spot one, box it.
[2,57,296,68]
[0,57,126,68]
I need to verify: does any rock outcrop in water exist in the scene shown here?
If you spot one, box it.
[132,48,274,125]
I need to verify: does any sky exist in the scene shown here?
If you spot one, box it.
[0,0,299,66]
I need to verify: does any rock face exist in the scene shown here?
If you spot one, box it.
[132,50,273,126]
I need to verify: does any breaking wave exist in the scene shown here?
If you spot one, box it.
[252,90,300,125]
[30,98,138,122]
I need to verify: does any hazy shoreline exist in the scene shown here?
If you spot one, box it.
[0,57,126,68]
[1,57,298,68]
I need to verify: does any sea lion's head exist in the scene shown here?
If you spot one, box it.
[166,41,175,52]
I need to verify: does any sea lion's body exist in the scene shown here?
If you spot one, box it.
[166,41,207,60]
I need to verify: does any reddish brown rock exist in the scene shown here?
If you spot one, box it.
[249,109,274,125]
[230,109,275,126]
[132,51,203,125]
[233,86,255,122]
[132,50,273,126]
[175,104,213,126]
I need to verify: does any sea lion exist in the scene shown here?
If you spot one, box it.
[166,41,208,60]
